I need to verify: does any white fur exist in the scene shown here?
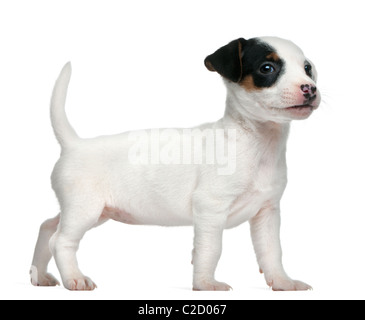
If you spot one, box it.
[30,37,320,291]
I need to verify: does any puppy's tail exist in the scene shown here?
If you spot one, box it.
[50,62,79,148]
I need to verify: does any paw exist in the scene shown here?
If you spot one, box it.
[193,279,232,291]
[30,266,60,287]
[268,276,312,291]
[64,277,97,291]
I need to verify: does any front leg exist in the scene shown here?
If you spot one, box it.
[192,211,231,291]
[249,204,312,291]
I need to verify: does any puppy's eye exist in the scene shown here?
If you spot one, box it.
[305,64,313,77]
[259,63,276,75]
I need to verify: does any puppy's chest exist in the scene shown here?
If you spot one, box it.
[228,143,287,223]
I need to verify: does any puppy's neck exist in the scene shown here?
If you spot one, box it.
[223,103,290,167]
[223,101,290,138]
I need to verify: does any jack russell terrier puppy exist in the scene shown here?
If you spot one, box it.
[30,36,320,291]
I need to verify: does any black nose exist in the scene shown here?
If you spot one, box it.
[301,84,317,95]
[301,84,317,103]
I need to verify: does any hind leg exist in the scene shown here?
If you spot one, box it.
[30,214,60,286]
[49,199,104,291]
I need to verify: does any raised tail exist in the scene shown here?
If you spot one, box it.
[50,62,79,148]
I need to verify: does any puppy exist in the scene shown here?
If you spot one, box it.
[30,36,320,291]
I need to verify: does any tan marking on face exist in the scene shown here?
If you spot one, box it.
[266,52,280,62]
[239,75,263,92]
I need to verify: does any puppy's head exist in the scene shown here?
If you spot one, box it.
[205,37,321,122]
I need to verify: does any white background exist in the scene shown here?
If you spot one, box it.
[0,0,364,300]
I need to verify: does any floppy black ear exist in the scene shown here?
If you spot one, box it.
[204,38,247,82]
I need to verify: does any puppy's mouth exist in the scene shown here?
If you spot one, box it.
[286,104,313,112]
[276,104,316,119]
